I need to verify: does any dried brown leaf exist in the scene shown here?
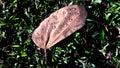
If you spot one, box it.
[32,5,87,49]
[32,5,87,64]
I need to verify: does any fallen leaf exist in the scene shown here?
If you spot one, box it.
[32,5,87,64]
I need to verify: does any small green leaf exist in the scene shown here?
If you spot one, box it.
[52,55,57,62]
[9,52,16,58]
[9,15,20,20]
[71,45,76,50]
[12,45,20,48]
[101,29,105,44]
[68,1,73,6]
[75,33,80,37]
[24,39,31,46]
[62,57,68,64]
[92,31,99,38]
[85,50,90,54]
[105,13,111,20]
[0,22,6,27]
[17,36,22,42]
[92,0,102,4]
[13,0,17,3]
[21,51,27,57]
[99,43,109,56]
[0,32,6,38]
[25,9,30,18]
[115,7,120,12]
[74,38,79,44]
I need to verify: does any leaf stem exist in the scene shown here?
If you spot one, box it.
[44,48,47,64]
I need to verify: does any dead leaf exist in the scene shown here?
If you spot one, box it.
[32,5,87,64]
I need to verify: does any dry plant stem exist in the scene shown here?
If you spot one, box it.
[44,48,47,64]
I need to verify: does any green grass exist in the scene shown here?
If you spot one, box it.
[0,0,120,68]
